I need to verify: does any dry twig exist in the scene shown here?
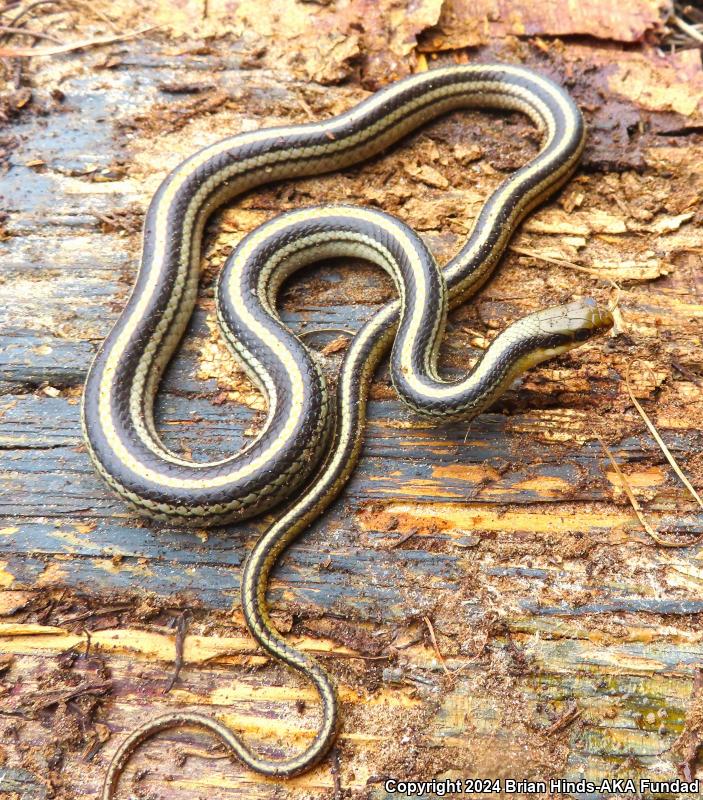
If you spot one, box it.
[0,0,61,32]
[0,23,158,56]
[387,528,419,549]
[544,704,582,736]
[423,615,450,675]
[0,24,61,42]
[67,0,120,31]
[672,360,703,389]
[625,362,703,512]
[510,244,623,306]
[31,681,112,711]
[597,436,695,548]
[672,13,703,42]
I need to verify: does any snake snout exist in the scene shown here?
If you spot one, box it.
[570,297,614,339]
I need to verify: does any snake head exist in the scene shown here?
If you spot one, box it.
[515,297,614,370]
[534,297,614,342]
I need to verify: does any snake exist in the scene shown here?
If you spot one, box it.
[81,64,614,796]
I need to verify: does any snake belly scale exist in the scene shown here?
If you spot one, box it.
[81,65,614,794]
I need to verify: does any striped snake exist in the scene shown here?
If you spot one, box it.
[81,64,614,795]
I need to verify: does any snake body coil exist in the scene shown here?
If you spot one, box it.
[82,65,613,795]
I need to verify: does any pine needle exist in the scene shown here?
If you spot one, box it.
[598,435,660,543]
[0,23,159,56]
[625,361,703,510]
[597,435,696,548]
[672,14,703,42]
[509,244,623,308]
[423,615,450,675]
[0,24,62,43]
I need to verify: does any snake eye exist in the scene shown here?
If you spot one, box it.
[534,298,613,341]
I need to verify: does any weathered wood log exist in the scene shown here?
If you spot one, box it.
[1,3,703,797]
